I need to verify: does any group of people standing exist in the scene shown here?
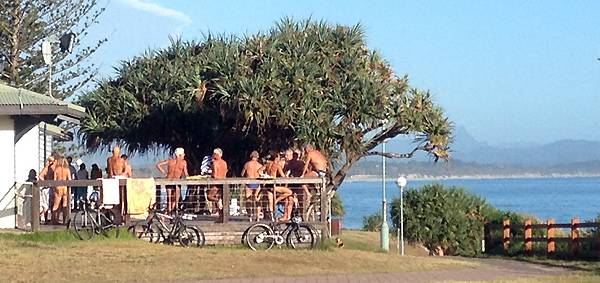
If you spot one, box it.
[36,147,132,225]
[34,143,327,224]
[240,144,328,221]
[153,144,328,221]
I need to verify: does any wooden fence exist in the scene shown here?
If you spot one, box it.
[485,218,600,257]
[32,177,329,242]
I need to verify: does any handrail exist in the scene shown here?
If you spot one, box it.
[36,177,325,187]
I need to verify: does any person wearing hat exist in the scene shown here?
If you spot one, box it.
[156,147,189,214]
[207,148,228,215]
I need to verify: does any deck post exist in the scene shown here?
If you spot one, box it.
[524,219,532,253]
[571,218,580,256]
[66,187,71,222]
[219,183,230,223]
[31,183,40,232]
[320,178,329,239]
[502,219,510,253]
[547,219,555,254]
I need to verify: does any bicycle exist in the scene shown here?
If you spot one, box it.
[244,207,317,251]
[72,191,122,240]
[128,208,205,247]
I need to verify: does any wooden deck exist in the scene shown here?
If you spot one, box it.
[27,177,330,243]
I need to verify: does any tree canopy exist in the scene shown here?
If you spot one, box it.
[79,19,452,192]
[0,0,106,99]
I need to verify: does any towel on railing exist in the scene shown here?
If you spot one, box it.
[102,179,120,205]
[126,178,155,218]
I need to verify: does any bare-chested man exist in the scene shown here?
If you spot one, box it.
[240,151,263,220]
[261,153,293,220]
[207,148,228,215]
[299,144,328,204]
[121,154,133,178]
[39,156,56,224]
[107,146,126,178]
[156,147,189,214]
[282,149,305,218]
[302,144,328,178]
[52,157,71,225]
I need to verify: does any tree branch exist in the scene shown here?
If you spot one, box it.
[364,145,428,159]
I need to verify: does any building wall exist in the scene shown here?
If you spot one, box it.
[15,126,40,182]
[38,123,53,170]
[0,116,16,228]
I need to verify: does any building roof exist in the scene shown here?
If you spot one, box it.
[0,83,86,118]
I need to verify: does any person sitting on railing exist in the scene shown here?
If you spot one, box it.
[241,150,263,221]
[260,153,292,221]
[207,148,228,216]
[282,149,305,219]
[301,144,328,206]
[156,147,189,214]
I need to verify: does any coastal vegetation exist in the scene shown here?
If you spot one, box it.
[362,213,383,232]
[77,18,452,195]
[390,184,499,256]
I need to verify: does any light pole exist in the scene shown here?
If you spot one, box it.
[380,139,389,251]
[396,176,407,255]
[41,32,76,98]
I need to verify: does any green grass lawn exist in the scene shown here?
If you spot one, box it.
[0,229,475,283]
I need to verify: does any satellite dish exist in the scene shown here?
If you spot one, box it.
[42,40,52,65]
[59,33,76,53]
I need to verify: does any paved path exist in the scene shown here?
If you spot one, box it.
[192,258,570,283]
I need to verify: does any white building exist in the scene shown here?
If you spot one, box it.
[0,84,85,229]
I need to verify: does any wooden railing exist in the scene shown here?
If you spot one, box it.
[485,218,600,257]
[33,177,328,235]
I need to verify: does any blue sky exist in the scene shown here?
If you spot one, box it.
[86,0,600,145]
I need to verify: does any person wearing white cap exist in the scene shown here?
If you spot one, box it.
[156,147,189,214]
[207,148,228,215]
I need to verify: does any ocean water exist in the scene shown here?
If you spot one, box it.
[339,177,600,229]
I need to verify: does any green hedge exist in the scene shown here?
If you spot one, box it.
[362,213,383,232]
[390,183,499,256]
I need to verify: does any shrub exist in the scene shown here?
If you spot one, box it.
[390,183,498,256]
[331,192,345,217]
[362,213,383,232]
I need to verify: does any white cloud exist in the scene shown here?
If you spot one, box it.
[118,0,192,25]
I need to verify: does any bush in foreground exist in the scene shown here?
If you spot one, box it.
[362,213,383,232]
[390,183,498,256]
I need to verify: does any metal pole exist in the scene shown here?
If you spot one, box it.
[397,227,400,253]
[48,61,52,98]
[400,184,405,256]
[380,141,389,251]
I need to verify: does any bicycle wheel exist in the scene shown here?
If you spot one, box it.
[73,210,96,240]
[178,225,201,247]
[98,213,119,238]
[127,222,159,242]
[245,223,275,251]
[287,223,316,250]
[196,227,206,247]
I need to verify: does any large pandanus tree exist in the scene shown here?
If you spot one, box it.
[79,18,452,194]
